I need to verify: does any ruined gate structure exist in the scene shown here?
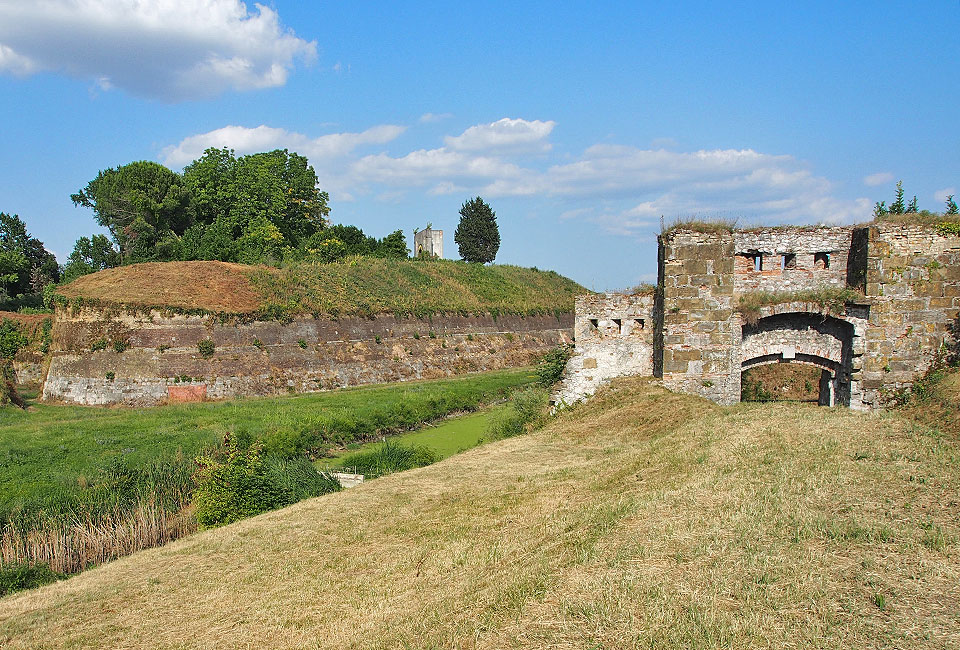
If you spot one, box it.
[556,223,960,409]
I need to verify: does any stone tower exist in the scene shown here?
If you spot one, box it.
[414,227,443,258]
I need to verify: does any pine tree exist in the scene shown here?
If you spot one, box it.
[907,195,919,213]
[890,180,905,214]
[454,197,500,263]
[873,201,888,219]
[947,195,959,216]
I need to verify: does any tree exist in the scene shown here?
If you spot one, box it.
[62,234,122,282]
[947,195,959,216]
[70,161,193,263]
[0,213,59,299]
[907,195,919,213]
[455,196,500,263]
[890,180,906,214]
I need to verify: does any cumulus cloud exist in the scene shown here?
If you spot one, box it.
[444,118,555,154]
[160,124,406,167]
[162,116,873,232]
[863,171,894,187]
[0,0,316,100]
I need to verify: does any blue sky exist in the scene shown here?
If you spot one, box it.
[0,1,957,290]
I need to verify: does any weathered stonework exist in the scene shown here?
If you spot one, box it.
[558,224,960,409]
[554,293,653,405]
[42,307,572,405]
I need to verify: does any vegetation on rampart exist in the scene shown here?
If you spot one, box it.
[55,257,585,318]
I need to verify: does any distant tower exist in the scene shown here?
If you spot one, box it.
[414,227,443,258]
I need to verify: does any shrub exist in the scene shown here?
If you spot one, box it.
[298,339,307,349]
[90,338,107,352]
[536,344,574,386]
[112,338,129,353]
[0,562,65,596]
[197,338,215,358]
[193,436,340,528]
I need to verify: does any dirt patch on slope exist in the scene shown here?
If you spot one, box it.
[57,261,263,313]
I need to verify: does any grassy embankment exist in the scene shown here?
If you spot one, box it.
[1,376,956,647]
[56,257,586,318]
[0,368,535,576]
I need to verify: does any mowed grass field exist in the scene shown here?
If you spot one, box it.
[2,377,957,648]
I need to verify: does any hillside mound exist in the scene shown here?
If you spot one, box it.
[56,258,586,317]
[56,261,262,314]
[1,378,956,648]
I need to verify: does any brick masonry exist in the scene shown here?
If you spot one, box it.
[557,224,960,409]
[42,308,572,405]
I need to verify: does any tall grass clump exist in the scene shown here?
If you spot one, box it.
[487,386,549,439]
[339,439,438,479]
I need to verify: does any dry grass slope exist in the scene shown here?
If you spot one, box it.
[57,261,262,313]
[1,378,957,648]
[56,258,586,318]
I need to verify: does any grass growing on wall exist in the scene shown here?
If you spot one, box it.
[737,287,865,324]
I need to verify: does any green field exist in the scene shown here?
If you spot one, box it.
[0,369,536,520]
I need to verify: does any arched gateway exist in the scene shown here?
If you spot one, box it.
[557,223,959,410]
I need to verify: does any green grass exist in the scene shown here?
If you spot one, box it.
[0,368,536,522]
[247,257,587,318]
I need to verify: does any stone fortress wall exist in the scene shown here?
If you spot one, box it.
[43,307,572,406]
[558,223,960,409]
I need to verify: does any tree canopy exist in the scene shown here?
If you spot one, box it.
[65,147,407,280]
[0,213,59,302]
[454,197,500,264]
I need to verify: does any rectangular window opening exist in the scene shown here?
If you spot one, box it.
[754,254,763,271]
[634,318,645,331]
[782,253,797,270]
[814,252,830,269]
[612,318,622,334]
[589,318,599,330]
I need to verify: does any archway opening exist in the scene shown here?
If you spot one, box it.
[741,363,822,403]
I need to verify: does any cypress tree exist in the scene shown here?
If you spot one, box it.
[454,196,500,263]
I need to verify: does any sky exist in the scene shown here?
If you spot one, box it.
[0,1,957,291]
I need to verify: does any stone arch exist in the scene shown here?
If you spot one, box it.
[740,312,856,407]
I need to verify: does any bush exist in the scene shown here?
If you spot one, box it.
[536,344,574,386]
[342,439,437,478]
[193,437,340,528]
[197,338,215,358]
[0,562,64,596]
[487,386,549,439]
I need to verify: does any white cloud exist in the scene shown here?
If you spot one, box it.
[863,172,894,187]
[160,124,406,167]
[162,117,874,233]
[934,187,957,203]
[0,0,316,101]
[444,118,555,154]
[419,112,453,123]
